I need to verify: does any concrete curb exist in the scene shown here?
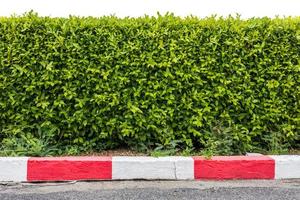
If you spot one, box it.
[194,156,275,180]
[270,155,300,179]
[0,155,299,182]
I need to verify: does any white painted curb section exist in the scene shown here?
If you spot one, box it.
[112,156,194,180]
[0,157,28,182]
[270,155,300,179]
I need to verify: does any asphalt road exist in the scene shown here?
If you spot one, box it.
[1,180,299,200]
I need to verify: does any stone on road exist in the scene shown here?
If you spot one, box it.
[0,180,299,200]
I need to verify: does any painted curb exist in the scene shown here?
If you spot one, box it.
[112,156,194,180]
[27,157,112,181]
[193,156,274,180]
[270,155,300,179]
[0,155,299,182]
[0,157,28,182]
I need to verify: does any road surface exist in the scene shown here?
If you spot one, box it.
[1,180,299,200]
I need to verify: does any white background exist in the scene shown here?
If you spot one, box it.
[0,0,299,18]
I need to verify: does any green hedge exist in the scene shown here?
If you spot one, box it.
[0,13,299,155]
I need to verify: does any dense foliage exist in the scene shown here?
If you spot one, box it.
[0,13,299,156]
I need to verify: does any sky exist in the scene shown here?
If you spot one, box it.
[0,0,299,18]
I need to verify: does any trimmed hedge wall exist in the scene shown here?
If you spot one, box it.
[0,13,299,155]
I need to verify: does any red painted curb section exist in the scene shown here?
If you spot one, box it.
[193,156,275,180]
[27,157,112,181]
